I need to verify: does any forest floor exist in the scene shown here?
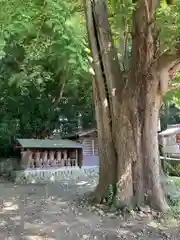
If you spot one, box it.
[0,175,180,239]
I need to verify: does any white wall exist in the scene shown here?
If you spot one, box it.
[163,134,180,157]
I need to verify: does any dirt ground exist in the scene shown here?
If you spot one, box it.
[0,176,180,240]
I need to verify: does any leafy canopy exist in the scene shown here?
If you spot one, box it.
[0,0,94,154]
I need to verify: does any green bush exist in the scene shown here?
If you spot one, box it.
[166,161,180,176]
[166,178,180,219]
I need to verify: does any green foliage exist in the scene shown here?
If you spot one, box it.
[107,0,180,72]
[166,161,180,176]
[167,178,180,218]
[109,0,180,121]
[109,0,180,52]
[0,0,94,155]
[160,103,180,129]
[162,74,180,127]
[165,78,180,107]
[103,183,117,206]
[157,1,180,53]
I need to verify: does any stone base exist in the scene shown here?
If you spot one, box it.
[15,166,99,184]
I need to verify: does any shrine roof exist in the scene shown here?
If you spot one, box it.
[16,138,83,149]
[159,127,180,137]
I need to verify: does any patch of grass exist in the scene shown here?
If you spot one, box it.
[166,177,180,190]
[173,178,180,188]
[166,161,180,177]
[170,206,180,219]
[164,177,180,219]
[167,194,180,219]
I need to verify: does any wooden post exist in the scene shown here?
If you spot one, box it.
[21,150,26,169]
[78,149,83,168]
[64,150,67,166]
[42,151,48,168]
[27,149,33,168]
[75,149,78,166]
[31,151,34,168]
[164,153,168,174]
[40,151,43,168]
[92,139,95,155]
[56,151,61,166]
[67,158,71,166]
[47,151,51,167]
[49,151,55,167]
[35,151,40,168]
[31,151,35,168]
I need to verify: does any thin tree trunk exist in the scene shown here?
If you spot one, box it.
[141,85,169,211]
[92,75,117,201]
[86,1,117,201]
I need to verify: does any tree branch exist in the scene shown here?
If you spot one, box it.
[158,53,180,95]
[52,80,66,107]
[159,52,180,74]
[169,62,180,79]
[168,82,180,91]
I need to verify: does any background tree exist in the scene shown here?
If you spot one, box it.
[160,103,180,130]
[0,0,94,156]
[85,0,180,212]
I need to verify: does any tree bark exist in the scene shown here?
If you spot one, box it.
[85,0,118,202]
[84,0,178,212]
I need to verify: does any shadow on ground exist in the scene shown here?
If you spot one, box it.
[0,177,180,240]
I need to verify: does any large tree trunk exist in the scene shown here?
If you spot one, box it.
[85,0,170,212]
